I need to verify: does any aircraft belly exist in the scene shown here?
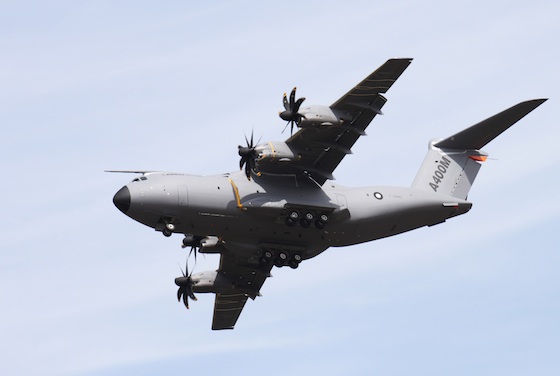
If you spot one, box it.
[334,186,471,246]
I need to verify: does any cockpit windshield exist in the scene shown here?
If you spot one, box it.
[131,176,148,183]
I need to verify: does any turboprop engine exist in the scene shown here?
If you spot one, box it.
[297,105,348,128]
[175,270,236,309]
[278,87,350,134]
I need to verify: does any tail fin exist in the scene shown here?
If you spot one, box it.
[412,99,547,199]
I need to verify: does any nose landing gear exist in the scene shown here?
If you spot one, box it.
[163,223,175,237]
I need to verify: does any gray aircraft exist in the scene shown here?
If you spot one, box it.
[112,58,546,330]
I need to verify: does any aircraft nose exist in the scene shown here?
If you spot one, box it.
[113,186,131,214]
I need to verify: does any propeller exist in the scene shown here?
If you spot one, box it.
[176,235,200,309]
[279,87,305,135]
[238,132,259,180]
[175,270,197,309]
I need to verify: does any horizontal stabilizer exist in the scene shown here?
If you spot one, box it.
[435,99,547,150]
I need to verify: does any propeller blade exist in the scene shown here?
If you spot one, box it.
[182,288,189,309]
[186,280,197,301]
[294,97,305,113]
[289,87,296,107]
[177,286,183,302]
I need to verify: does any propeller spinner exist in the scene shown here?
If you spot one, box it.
[279,87,305,135]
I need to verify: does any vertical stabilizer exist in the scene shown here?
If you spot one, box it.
[412,144,486,199]
[412,99,547,199]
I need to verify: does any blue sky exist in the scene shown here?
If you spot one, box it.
[1,1,559,375]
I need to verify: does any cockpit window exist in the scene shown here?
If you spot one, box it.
[132,176,148,183]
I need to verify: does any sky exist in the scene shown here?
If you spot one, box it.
[1,0,559,375]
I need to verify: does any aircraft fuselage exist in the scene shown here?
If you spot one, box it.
[114,171,471,262]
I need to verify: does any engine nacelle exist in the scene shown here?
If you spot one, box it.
[254,141,298,164]
[298,105,349,128]
[190,271,234,294]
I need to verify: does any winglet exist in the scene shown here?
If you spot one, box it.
[435,99,547,150]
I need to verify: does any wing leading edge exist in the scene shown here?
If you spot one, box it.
[285,58,412,184]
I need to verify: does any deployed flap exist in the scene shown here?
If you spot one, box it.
[212,293,249,330]
[435,99,547,150]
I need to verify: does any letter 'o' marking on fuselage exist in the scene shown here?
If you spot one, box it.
[435,170,444,179]
[374,192,383,200]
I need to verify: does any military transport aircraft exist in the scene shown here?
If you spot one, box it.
[111,58,546,330]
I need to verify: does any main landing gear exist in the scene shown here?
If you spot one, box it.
[285,210,329,229]
[259,248,303,269]
[162,223,175,237]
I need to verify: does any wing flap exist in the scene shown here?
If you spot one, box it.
[212,293,249,330]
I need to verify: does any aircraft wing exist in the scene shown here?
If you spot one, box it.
[285,58,412,184]
[211,249,273,330]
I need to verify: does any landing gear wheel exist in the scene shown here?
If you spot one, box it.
[263,250,274,260]
[274,252,288,267]
[315,213,329,229]
[163,223,175,237]
[288,254,302,269]
[260,249,275,266]
[304,212,315,222]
